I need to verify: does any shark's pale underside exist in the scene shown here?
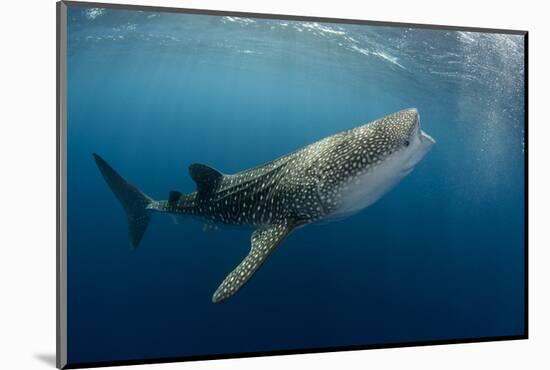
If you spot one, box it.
[93,108,435,303]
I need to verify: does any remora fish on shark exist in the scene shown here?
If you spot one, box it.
[93,108,435,303]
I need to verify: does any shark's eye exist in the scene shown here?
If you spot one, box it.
[404,140,410,147]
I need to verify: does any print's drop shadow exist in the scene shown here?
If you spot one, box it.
[34,353,56,367]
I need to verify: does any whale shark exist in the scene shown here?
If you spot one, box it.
[93,108,435,303]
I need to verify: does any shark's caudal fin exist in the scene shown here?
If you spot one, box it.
[93,153,153,248]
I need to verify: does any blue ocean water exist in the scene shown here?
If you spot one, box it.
[66,5,525,364]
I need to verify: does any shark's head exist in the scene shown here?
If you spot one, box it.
[322,108,435,219]
[371,107,435,176]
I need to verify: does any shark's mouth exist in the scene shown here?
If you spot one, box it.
[420,130,436,144]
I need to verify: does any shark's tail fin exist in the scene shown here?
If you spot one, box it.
[93,153,153,248]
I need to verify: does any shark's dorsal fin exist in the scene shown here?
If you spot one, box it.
[212,223,295,303]
[189,163,223,196]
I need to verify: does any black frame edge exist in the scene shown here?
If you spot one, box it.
[56,2,61,368]
[62,0,527,35]
[57,1,68,369]
[523,32,529,339]
[63,334,527,369]
[55,3,61,368]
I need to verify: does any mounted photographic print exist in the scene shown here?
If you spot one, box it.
[56,1,528,368]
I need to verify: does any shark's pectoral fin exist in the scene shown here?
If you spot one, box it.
[212,223,295,303]
[189,163,223,197]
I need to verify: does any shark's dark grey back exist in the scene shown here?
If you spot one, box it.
[170,109,420,226]
[182,150,313,225]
